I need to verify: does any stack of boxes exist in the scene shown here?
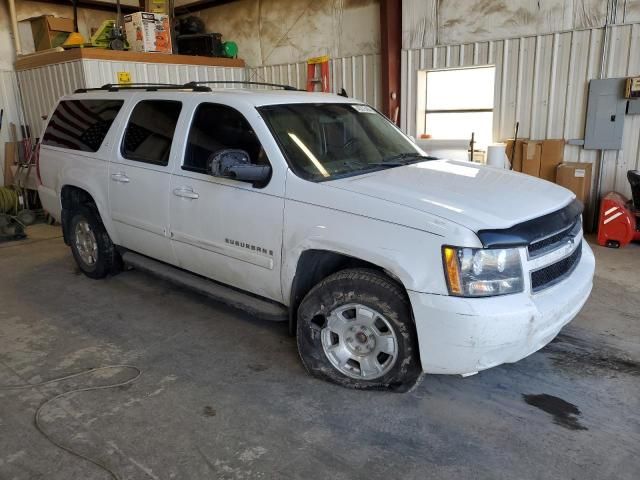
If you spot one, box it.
[123,1,172,54]
[505,139,592,206]
[123,12,172,54]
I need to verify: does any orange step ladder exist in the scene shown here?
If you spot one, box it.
[306,55,330,93]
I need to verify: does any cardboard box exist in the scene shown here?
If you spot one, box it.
[505,138,527,172]
[28,15,74,51]
[540,140,565,182]
[124,12,172,54]
[556,162,592,205]
[146,0,169,14]
[521,139,565,182]
[522,141,542,177]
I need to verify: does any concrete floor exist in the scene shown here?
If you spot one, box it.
[1,224,639,480]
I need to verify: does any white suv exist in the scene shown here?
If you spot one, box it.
[37,82,595,392]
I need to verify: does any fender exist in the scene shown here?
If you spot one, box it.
[58,159,121,246]
[283,236,414,305]
[280,199,467,305]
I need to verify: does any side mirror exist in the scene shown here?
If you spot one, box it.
[207,149,271,185]
[226,164,271,182]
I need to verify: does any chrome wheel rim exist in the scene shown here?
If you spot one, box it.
[74,220,98,266]
[320,303,398,380]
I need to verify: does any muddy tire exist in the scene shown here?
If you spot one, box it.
[69,206,120,279]
[297,268,421,392]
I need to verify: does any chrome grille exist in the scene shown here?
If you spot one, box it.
[528,218,581,258]
[531,242,582,292]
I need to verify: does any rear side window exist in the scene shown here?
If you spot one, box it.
[122,100,182,166]
[184,103,267,173]
[42,99,123,152]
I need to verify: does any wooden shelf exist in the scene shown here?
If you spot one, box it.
[15,48,245,71]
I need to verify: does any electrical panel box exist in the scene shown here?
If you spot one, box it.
[584,78,627,150]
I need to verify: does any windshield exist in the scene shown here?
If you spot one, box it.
[258,103,433,181]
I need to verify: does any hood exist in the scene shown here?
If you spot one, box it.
[326,159,575,232]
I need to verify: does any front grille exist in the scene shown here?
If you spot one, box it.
[528,218,581,257]
[531,243,582,292]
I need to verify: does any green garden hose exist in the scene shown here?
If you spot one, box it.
[0,186,19,215]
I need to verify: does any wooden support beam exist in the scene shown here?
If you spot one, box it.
[380,0,402,124]
[175,0,239,15]
[30,0,140,14]
[17,0,240,16]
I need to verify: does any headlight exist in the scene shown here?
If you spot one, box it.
[442,246,524,297]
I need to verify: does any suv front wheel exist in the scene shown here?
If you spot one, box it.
[297,269,422,392]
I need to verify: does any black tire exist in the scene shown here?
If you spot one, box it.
[297,268,421,392]
[68,206,120,279]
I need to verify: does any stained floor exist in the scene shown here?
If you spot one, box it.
[1,225,639,479]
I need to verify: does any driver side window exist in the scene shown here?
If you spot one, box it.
[183,103,268,174]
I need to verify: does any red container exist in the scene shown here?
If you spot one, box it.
[597,192,640,248]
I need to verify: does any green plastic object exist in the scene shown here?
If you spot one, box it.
[91,20,116,48]
[222,41,238,58]
[90,20,128,49]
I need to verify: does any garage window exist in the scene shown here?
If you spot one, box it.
[122,100,182,166]
[422,66,495,147]
[42,99,123,152]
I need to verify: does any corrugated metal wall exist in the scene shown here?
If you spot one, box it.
[15,54,379,144]
[17,60,246,138]
[18,62,86,140]
[0,69,23,186]
[247,54,382,110]
[82,59,245,87]
[401,23,640,199]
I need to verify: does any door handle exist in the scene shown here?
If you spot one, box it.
[173,186,199,199]
[111,172,130,183]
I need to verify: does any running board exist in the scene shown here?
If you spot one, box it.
[121,252,288,322]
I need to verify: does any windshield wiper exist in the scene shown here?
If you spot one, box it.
[353,153,438,170]
[331,153,439,179]
[380,152,438,165]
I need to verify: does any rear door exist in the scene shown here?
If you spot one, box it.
[168,101,286,302]
[108,96,183,264]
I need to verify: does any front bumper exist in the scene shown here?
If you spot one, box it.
[409,240,595,374]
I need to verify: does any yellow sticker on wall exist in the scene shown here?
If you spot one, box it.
[117,71,132,84]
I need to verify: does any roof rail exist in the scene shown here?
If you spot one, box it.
[73,80,301,94]
[182,80,301,91]
[74,83,212,93]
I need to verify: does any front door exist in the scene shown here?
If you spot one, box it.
[108,97,183,265]
[169,102,285,302]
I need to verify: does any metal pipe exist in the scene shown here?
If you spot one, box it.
[591,0,615,231]
[7,0,22,55]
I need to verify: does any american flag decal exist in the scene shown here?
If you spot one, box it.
[43,100,123,152]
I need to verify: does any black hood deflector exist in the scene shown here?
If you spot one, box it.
[477,199,583,248]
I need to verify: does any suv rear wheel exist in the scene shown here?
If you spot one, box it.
[69,206,119,279]
[297,268,421,392]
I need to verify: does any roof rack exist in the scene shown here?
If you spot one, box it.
[183,80,300,91]
[74,80,302,94]
[75,83,212,93]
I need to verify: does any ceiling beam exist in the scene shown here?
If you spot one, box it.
[24,0,240,16]
[30,0,141,14]
[175,0,239,15]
